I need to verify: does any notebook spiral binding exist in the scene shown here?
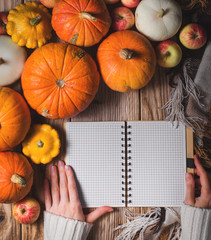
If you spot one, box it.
[121,124,132,205]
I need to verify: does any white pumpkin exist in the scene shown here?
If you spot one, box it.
[0,35,26,86]
[135,0,182,41]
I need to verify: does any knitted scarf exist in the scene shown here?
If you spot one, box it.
[115,208,181,240]
[114,41,211,240]
[163,41,211,168]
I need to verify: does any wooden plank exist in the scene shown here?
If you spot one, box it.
[21,212,44,240]
[140,66,171,240]
[0,204,21,240]
[141,67,170,121]
[0,2,23,240]
[72,80,140,239]
[0,0,22,11]
[72,82,140,122]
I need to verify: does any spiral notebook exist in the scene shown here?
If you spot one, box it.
[66,121,191,208]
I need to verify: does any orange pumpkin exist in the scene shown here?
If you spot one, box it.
[21,42,100,119]
[0,87,31,151]
[97,30,156,92]
[52,0,111,47]
[0,152,33,203]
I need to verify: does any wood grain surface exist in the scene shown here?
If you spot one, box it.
[0,0,172,239]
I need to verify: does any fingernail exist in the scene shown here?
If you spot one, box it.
[65,165,69,171]
[59,160,63,167]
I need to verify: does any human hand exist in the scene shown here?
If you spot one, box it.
[184,155,211,208]
[44,160,113,223]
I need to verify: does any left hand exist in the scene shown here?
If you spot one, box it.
[44,160,113,223]
[184,155,211,209]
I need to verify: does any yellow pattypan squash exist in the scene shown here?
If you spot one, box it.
[6,1,52,49]
[22,124,60,164]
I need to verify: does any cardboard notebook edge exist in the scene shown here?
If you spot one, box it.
[186,127,194,174]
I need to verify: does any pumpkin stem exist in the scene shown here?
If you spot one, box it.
[11,174,26,187]
[119,49,133,60]
[157,9,165,18]
[36,140,44,148]
[30,15,42,26]
[0,57,5,65]
[79,12,97,22]
[56,79,67,88]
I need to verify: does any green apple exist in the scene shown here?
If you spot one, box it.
[156,40,182,68]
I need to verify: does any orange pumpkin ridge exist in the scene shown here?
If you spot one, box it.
[0,152,33,203]
[97,30,156,92]
[52,0,111,47]
[21,42,100,119]
[0,87,31,151]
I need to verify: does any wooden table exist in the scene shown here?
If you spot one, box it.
[0,0,172,239]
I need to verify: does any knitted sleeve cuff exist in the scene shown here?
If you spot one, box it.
[181,204,211,240]
[44,211,93,240]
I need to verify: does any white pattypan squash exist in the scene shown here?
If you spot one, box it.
[135,0,182,41]
[0,36,26,86]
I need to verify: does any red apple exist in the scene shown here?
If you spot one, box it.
[121,0,140,8]
[179,24,207,50]
[0,12,8,35]
[40,0,59,8]
[13,197,41,224]
[156,40,182,68]
[104,0,120,4]
[111,7,134,31]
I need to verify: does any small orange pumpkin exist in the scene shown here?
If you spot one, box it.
[52,0,111,47]
[0,152,33,203]
[0,87,31,151]
[97,30,156,92]
[21,42,100,119]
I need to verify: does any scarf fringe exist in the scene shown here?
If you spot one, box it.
[114,208,181,240]
[114,208,163,240]
[183,61,205,109]
[167,222,181,240]
[162,59,205,132]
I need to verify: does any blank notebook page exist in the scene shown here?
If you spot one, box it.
[128,121,186,207]
[66,122,124,208]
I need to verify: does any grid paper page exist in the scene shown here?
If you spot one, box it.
[128,121,186,207]
[66,122,125,208]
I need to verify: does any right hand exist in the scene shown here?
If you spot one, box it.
[184,155,211,208]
